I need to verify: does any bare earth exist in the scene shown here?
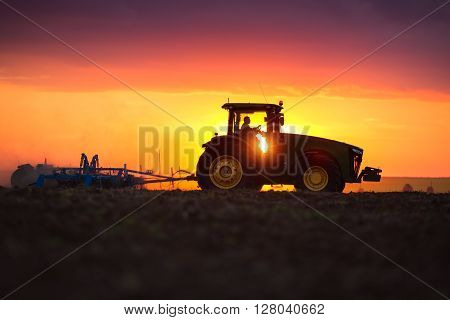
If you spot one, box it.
[0,188,449,299]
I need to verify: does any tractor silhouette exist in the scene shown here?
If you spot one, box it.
[196,101,381,192]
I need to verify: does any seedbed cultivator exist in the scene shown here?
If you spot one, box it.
[32,153,196,188]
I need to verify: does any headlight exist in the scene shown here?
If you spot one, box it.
[352,148,363,155]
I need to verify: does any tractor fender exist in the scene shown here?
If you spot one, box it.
[202,135,243,156]
[302,149,342,172]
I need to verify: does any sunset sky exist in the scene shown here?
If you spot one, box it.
[1,0,449,184]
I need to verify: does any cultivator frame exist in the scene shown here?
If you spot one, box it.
[35,154,196,188]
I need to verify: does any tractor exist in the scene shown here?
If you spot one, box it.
[196,101,381,192]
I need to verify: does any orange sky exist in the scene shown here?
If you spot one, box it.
[0,0,449,185]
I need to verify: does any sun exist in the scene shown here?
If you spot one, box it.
[256,133,268,153]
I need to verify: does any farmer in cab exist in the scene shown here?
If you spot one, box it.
[240,116,251,133]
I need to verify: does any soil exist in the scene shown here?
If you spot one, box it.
[1,188,449,299]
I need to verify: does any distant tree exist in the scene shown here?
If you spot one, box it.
[426,186,434,194]
[403,184,414,192]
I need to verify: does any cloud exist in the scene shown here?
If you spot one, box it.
[0,0,448,96]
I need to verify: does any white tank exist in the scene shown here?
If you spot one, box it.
[11,163,54,188]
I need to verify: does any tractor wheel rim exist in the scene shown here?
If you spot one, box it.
[209,156,243,189]
[303,166,328,191]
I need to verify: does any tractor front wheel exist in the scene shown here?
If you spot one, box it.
[295,154,344,192]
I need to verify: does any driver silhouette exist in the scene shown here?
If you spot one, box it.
[240,116,251,133]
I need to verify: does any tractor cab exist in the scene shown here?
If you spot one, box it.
[222,102,285,135]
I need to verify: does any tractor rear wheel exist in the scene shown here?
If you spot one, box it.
[295,154,344,192]
[196,151,262,190]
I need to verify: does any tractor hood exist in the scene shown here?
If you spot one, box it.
[292,133,363,154]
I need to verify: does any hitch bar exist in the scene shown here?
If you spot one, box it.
[357,166,382,182]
